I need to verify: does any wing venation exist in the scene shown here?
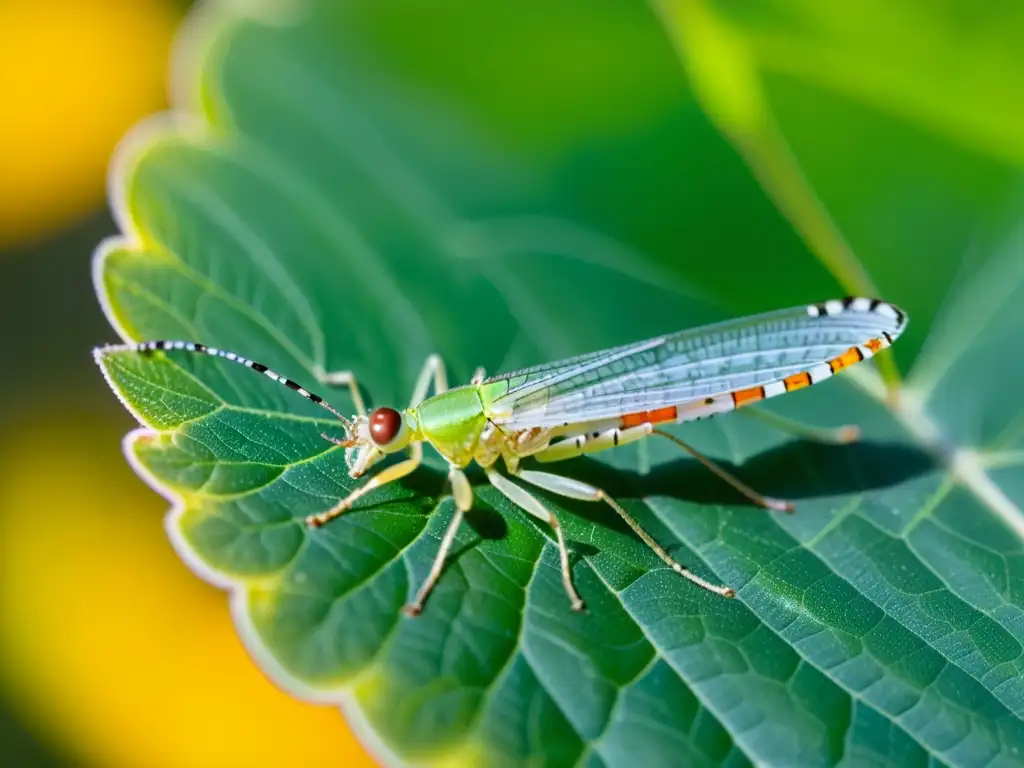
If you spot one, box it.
[480,298,907,430]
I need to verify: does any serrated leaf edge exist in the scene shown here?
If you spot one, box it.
[121,425,409,768]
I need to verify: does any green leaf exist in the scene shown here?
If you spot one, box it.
[93,2,1024,766]
[652,0,1024,373]
[687,0,1024,167]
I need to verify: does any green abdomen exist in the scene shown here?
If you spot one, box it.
[415,386,487,466]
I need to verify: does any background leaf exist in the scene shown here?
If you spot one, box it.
[93,1,1024,766]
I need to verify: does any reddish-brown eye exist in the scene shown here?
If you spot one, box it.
[369,407,402,445]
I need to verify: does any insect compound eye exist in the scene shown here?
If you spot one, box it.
[368,407,403,446]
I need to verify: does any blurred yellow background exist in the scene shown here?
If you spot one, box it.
[0,1,375,765]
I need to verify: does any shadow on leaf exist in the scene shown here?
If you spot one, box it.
[354,437,935,567]
[523,438,936,534]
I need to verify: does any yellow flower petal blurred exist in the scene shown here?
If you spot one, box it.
[0,0,178,249]
[0,415,377,768]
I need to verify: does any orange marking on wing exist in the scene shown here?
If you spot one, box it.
[619,406,678,428]
[620,412,646,428]
[732,386,765,407]
[784,372,811,391]
[648,406,678,423]
[865,338,883,353]
[828,346,864,373]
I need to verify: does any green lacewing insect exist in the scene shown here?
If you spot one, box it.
[101,296,906,615]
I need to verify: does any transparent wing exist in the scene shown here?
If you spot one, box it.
[480,298,907,430]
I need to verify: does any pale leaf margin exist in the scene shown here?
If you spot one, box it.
[90,2,405,766]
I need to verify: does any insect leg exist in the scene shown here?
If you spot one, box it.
[535,424,792,513]
[306,443,423,527]
[736,407,860,445]
[486,469,585,611]
[515,469,735,598]
[470,366,487,385]
[405,466,474,617]
[409,354,448,407]
[653,429,794,512]
[318,370,367,418]
[534,424,652,463]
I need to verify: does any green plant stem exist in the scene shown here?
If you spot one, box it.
[652,0,901,388]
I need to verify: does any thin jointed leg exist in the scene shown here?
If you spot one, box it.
[309,354,448,526]
[404,466,474,617]
[319,370,367,417]
[737,407,860,445]
[319,352,450,416]
[515,468,735,598]
[409,353,448,407]
[306,443,423,526]
[536,424,793,514]
[653,430,794,513]
[487,469,585,611]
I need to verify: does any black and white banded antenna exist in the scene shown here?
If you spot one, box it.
[101,340,356,437]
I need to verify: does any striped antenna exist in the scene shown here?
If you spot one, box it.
[114,340,355,433]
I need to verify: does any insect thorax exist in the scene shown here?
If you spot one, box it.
[414,386,489,467]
